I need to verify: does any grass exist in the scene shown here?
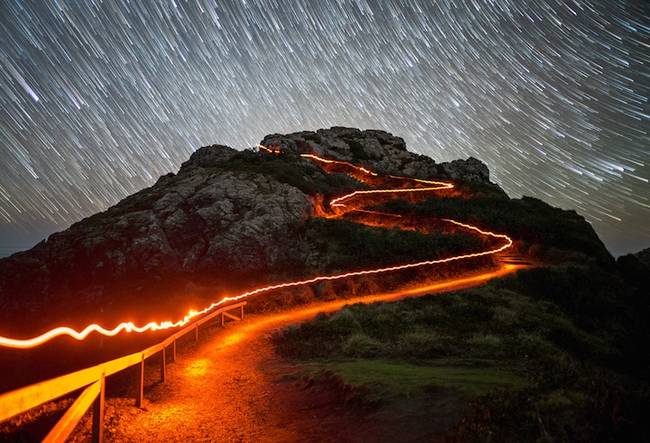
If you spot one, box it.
[303,359,527,397]
[271,268,619,367]
[382,196,613,264]
[216,150,361,196]
[272,264,650,441]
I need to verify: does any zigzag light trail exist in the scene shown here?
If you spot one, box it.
[0,147,513,349]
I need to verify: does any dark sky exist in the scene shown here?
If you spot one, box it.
[0,0,648,257]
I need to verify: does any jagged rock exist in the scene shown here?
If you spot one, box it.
[180,144,238,170]
[634,247,650,268]
[261,127,489,183]
[617,247,650,288]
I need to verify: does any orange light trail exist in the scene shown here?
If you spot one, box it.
[208,264,524,350]
[0,147,513,349]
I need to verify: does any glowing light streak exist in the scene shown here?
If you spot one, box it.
[0,148,513,349]
[256,144,282,155]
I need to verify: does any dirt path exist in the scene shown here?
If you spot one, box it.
[104,319,297,442]
[100,265,521,442]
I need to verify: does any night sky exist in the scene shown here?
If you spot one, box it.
[0,0,648,257]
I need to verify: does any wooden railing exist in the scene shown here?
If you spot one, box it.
[0,301,246,442]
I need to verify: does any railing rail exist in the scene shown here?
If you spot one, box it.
[0,301,246,442]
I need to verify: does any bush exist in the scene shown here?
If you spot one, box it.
[272,261,650,439]
[217,150,361,196]
[342,333,383,357]
[303,218,486,272]
[345,139,370,160]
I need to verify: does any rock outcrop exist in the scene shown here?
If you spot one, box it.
[633,247,650,268]
[261,127,491,183]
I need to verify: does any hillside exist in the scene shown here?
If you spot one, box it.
[0,127,611,336]
[0,127,647,440]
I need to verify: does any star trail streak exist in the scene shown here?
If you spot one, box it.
[0,0,648,255]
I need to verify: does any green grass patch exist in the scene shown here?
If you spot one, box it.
[272,264,650,440]
[218,150,360,196]
[306,359,527,397]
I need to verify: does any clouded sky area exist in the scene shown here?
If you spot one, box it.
[0,0,648,257]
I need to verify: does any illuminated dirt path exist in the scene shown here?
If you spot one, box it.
[88,265,522,442]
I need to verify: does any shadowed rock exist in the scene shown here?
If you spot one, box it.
[0,143,312,328]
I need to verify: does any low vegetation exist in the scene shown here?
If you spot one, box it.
[383,196,613,264]
[272,264,650,441]
[301,360,526,399]
[218,150,360,196]
[299,218,487,272]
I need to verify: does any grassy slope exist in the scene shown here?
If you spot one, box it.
[272,265,650,441]
[302,360,527,397]
[383,196,613,264]
[299,218,486,272]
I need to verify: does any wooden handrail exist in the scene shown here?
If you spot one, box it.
[0,301,246,441]
[0,352,141,423]
[42,378,102,443]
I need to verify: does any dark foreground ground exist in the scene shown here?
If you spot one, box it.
[1,259,648,442]
[0,266,516,442]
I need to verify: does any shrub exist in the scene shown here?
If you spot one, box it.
[303,218,485,273]
[217,150,361,196]
[345,139,370,160]
[342,333,383,357]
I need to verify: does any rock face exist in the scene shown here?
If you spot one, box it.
[617,247,650,288]
[261,127,491,183]
[0,143,313,327]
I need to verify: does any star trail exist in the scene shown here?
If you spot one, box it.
[0,0,648,256]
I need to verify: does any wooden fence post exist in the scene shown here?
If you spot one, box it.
[221,312,225,327]
[92,374,105,443]
[240,304,245,320]
[194,326,199,342]
[136,355,144,407]
[160,348,166,383]
[172,340,176,362]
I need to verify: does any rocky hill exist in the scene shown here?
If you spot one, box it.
[0,127,611,333]
[633,247,650,267]
[0,127,646,441]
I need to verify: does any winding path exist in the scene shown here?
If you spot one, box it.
[0,149,513,351]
